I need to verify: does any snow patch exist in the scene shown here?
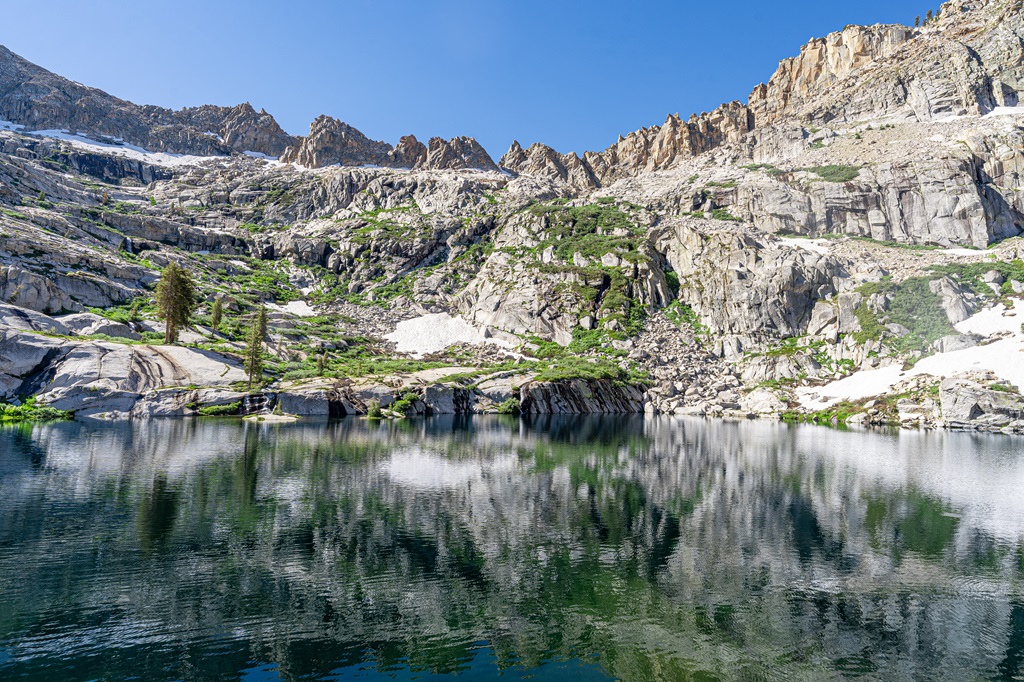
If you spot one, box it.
[22,128,217,167]
[267,300,317,318]
[779,237,830,254]
[955,299,1024,336]
[797,300,1024,409]
[242,150,280,163]
[0,119,24,131]
[384,313,514,358]
[985,105,1024,117]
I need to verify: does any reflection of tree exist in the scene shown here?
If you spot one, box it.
[135,474,178,553]
[862,489,960,562]
[998,601,1024,680]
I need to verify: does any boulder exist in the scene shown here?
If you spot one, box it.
[932,334,981,354]
[57,312,141,341]
[940,373,1024,430]
[0,303,69,334]
[277,387,330,416]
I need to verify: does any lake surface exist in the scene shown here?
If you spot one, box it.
[1,417,1024,681]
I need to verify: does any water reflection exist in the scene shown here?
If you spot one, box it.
[0,417,1023,681]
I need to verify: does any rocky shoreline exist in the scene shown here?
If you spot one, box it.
[2,300,1021,434]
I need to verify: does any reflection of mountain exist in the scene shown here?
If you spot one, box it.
[0,418,1023,680]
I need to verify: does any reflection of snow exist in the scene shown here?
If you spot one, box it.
[383,448,517,491]
[799,299,1024,408]
[787,423,1024,543]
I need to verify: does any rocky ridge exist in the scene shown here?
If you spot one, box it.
[0,46,498,172]
[501,0,1024,190]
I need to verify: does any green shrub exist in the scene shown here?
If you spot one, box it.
[496,398,521,415]
[803,165,861,183]
[366,400,382,420]
[711,208,742,222]
[196,401,241,416]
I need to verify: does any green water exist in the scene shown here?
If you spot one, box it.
[1,416,1024,681]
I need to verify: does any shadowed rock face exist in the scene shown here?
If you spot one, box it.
[519,379,645,413]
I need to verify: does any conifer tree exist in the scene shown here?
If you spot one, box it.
[155,262,198,344]
[210,298,223,334]
[244,306,268,390]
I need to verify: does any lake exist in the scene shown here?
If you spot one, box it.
[1,416,1023,681]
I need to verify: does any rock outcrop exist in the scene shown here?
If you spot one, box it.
[280,116,499,171]
[940,372,1024,432]
[0,322,249,419]
[519,379,645,414]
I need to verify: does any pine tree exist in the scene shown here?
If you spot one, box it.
[257,304,268,339]
[926,9,933,22]
[244,306,268,390]
[915,15,920,26]
[316,350,328,376]
[210,298,223,334]
[155,262,198,344]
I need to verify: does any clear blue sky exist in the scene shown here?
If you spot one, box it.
[2,0,931,159]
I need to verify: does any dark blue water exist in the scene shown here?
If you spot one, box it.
[1,416,1024,681]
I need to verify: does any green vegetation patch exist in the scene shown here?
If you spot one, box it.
[529,202,646,263]
[803,165,861,183]
[852,259,1024,352]
[196,401,241,417]
[852,277,955,352]
[496,398,521,415]
[782,401,863,427]
[664,301,709,335]
[0,397,72,423]
[533,357,644,384]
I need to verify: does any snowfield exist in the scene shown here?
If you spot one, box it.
[20,128,216,167]
[384,313,515,358]
[267,300,317,318]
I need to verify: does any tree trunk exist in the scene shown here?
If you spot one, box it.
[164,318,172,344]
